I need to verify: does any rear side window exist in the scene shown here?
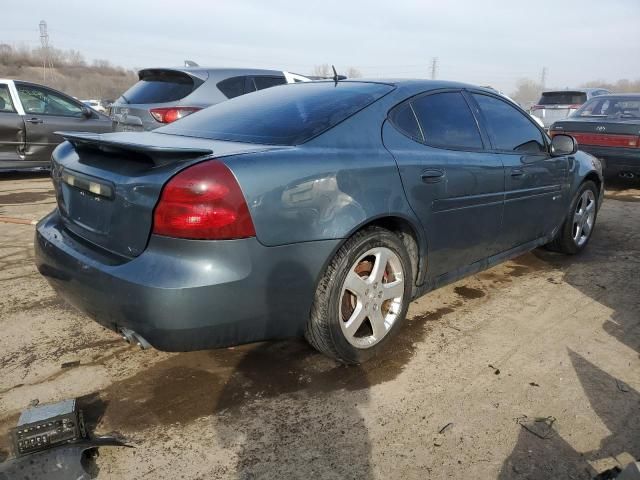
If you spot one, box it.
[473,94,545,153]
[389,104,422,141]
[159,81,394,145]
[410,92,483,149]
[0,85,15,112]
[253,76,287,90]
[119,70,199,104]
[217,76,247,99]
[538,91,587,105]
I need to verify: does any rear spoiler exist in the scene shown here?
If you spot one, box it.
[57,131,213,166]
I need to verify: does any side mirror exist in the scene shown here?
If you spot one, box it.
[81,106,93,118]
[551,134,577,156]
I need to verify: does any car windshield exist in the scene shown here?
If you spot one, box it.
[158,81,394,145]
[573,97,640,119]
[538,91,587,106]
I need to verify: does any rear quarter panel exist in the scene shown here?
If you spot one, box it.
[222,100,419,247]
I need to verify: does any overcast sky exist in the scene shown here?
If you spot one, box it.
[3,0,639,93]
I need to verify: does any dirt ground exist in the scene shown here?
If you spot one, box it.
[0,173,638,479]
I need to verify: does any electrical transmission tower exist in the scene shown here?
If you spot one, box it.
[540,66,547,88]
[39,20,54,82]
[430,57,438,80]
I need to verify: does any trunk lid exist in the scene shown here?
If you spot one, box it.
[51,131,279,258]
[550,118,640,148]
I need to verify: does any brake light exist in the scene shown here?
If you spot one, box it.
[568,132,639,148]
[153,160,255,240]
[149,107,201,124]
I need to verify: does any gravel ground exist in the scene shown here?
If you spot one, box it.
[0,173,638,479]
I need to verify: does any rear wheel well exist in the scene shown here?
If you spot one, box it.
[354,217,422,293]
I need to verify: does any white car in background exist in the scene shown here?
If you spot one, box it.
[81,99,107,114]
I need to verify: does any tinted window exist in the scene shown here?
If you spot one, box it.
[217,76,246,99]
[0,85,15,113]
[538,91,587,105]
[411,92,482,149]
[254,76,287,90]
[575,97,640,118]
[16,84,83,117]
[119,71,197,104]
[473,94,545,153]
[159,81,393,145]
[389,104,422,141]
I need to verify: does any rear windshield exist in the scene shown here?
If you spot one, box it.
[574,97,640,119]
[159,81,394,145]
[118,70,201,104]
[538,91,587,106]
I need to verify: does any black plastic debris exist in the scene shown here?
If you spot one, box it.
[0,436,129,480]
[0,398,131,479]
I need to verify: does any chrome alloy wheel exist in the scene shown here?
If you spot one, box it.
[572,189,596,247]
[339,247,405,348]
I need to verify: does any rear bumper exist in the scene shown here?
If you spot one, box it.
[35,210,339,351]
[579,145,640,175]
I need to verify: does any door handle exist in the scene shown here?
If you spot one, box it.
[26,117,43,124]
[511,168,525,177]
[421,169,445,184]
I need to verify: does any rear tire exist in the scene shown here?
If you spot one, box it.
[547,181,598,254]
[305,227,413,364]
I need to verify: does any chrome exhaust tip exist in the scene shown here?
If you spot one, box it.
[619,171,635,179]
[119,327,152,350]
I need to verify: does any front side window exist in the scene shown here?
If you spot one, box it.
[473,94,545,153]
[0,85,16,113]
[410,92,483,149]
[16,84,83,117]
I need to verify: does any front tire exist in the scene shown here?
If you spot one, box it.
[547,181,599,254]
[305,227,413,364]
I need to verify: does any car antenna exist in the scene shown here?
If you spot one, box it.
[332,65,339,86]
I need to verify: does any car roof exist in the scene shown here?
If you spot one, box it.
[137,67,287,81]
[595,93,640,98]
[542,88,607,94]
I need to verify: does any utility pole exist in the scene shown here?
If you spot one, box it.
[430,57,438,80]
[540,66,547,88]
[39,20,50,82]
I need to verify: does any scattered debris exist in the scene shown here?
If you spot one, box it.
[433,438,443,447]
[488,364,500,375]
[515,415,556,439]
[438,422,454,434]
[616,379,630,393]
[529,382,540,387]
[28,399,39,408]
[61,360,81,369]
[0,398,131,479]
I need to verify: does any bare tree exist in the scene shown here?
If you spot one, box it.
[346,67,362,78]
[313,64,331,77]
[510,78,544,105]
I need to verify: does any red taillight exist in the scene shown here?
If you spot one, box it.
[153,160,256,240]
[149,106,201,124]
[570,132,639,148]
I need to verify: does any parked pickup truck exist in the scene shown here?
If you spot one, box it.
[0,79,112,171]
